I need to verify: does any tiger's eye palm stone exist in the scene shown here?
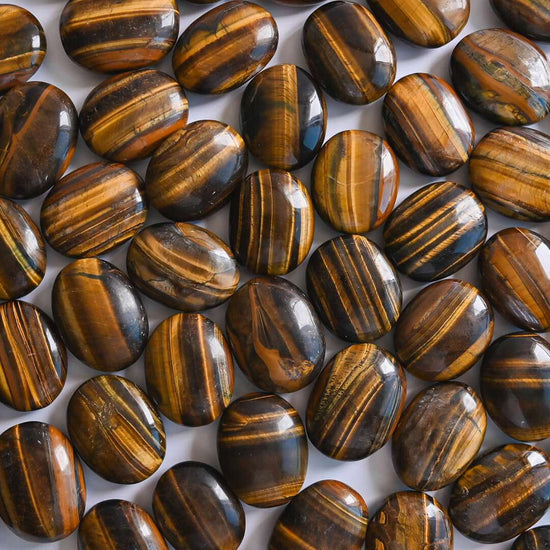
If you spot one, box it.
[269,480,368,550]
[80,69,188,162]
[513,526,550,550]
[67,375,166,484]
[491,0,550,42]
[241,64,326,170]
[307,344,406,461]
[153,461,245,550]
[225,276,325,393]
[451,29,550,125]
[127,222,239,311]
[312,130,399,233]
[449,444,550,542]
[172,1,278,94]
[52,258,148,371]
[302,1,396,105]
[217,392,308,508]
[0,422,86,542]
[0,81,77,199]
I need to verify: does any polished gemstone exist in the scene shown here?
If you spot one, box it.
[513,526,550,550]
[491,0,550,41]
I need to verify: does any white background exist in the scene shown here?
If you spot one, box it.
[4,0,550,548]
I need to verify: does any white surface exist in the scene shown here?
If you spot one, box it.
[4,0,550,548]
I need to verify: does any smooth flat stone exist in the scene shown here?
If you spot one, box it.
[153,461,245,550]
[225,276,325,393]
[173,1,278,94]
[303,1,396,105]
[230,169,314,275]
[470,127,550,221]
[146,120,248,221]
[67,375,166,484]
[392,382,486,491]
[312,130,399,234]
[127,222,239,311]
[0,82,77,199]
[0,5,45,92]
[145,313,234,426]
[449,443,550,542]
[0,197,46,300]
[479,227,550,331]
[241,64,326,170]
[80,69,188,162]
[383,73,475,175]
[384,181,487,281]
[0,422,86,542]
[60,0,179,74]
[269,480,368,550]
[217,392,308,508]
[306,235,402,342]
[514,526,550,550]
[394,279,494,381]
[491,0,550,42]
[52,258,148,371]
[78,500,167,550]
[481,332,550,441]
[451,28,550,125]
[41,162,147,258]
[307,343,406,461]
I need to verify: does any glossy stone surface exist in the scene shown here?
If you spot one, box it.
[394,279,494,381]
[307,343,406,461]
[383,73,475,176]
[307,235,402,342]
[312,130,399,234]
[241,64,326,170]
[173,1,278,94]
[470,127,550,221]
[302,1,396,105]
[80,69,188,162]
[230,169,315,275]
[67,375,166,484]
[449,444,550,542]
[513,526,550,550]
[78,499,167,550]
[481,332,550,441]
[217,392,308,508]
[146,120,248,221]
[269,480,368,550]
[153,461,245,550]
[451,29,550,125]
[491,0,550,42]
[0,422,86,542]
[0,82,78,199]
[384,181,487,281]
[0,198,46,300]
[127,222,239,311]
[479,227,550,332]
[225,276,325,393]
[41,162,147,257]
[145,313,234,426]
[52,258,148,371]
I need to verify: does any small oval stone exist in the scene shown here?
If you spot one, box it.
[513,526,550,550]
[217,392,308,508]
[383,73,475,176]
[41,162,147,258]
[52,258,148,372]
[153,461,245,550]
[146,120,248,221]
[307,343,406,461]
[269,480,368,550]
[225,276,325,393]
[451,28,550,125]
[173,1,278,94]
[127,222,239,311]
[312,130,399,234]
[491,0,550,42]
[241,64,326,170]
[449,443,550,542]
[0,422,86,542]
[80,69,188,163]
[67,375,166,484]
